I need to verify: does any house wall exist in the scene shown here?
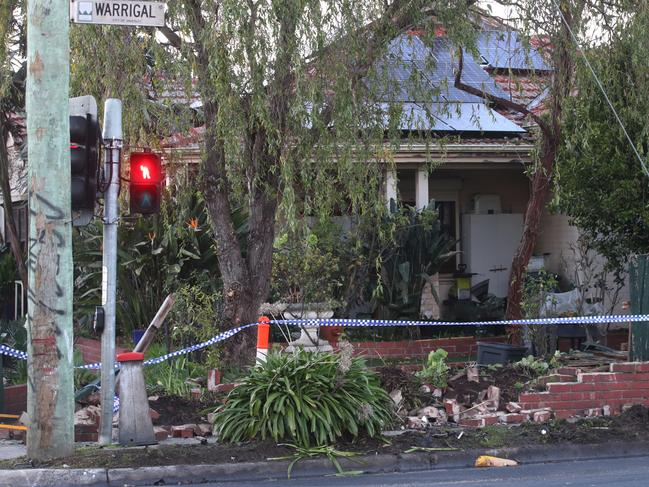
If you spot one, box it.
[394,165,630,313]
[396,167,529,216]
[537,210,630,316]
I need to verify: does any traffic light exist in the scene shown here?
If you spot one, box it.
[129,151,162,214]
[69,111,100,211]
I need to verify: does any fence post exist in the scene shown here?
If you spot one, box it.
[630,255,649,361]
[256,316,270,364]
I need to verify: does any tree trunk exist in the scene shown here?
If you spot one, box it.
[504,3,577,321]
[505,139,557,320]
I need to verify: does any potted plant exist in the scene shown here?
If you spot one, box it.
[269,228,344,350]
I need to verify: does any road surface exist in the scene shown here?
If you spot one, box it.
[159,455,649,487]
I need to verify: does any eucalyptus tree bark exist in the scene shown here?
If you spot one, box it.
[455,1,579,321]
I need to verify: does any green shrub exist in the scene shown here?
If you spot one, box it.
[213,350,393,447]
[143,344,206,398]
[416,348,450,389]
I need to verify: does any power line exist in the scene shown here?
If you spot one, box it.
[551,0,649,178]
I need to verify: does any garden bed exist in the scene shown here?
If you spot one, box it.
[3,405,649,470]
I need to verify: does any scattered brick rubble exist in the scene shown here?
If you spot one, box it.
[65,396,215,443]
[401,361,649,429]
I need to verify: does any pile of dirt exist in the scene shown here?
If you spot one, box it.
[151,395,217,426]
[446,365,533,405]
[376,366,423,408]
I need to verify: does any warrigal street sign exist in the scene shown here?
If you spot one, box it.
[70,0,165,27]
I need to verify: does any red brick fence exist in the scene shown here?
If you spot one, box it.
[518,362,649,420]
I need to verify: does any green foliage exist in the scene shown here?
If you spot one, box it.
[213,350,393,447]
[68,0,478,352]
[0,318,26,384]
[73,185,225,339]
[520,270,558,320]
[73,350,96,390]
[520,269,558,357]
[269,444,362,479]
[555,4,649,272]
[372,203,456,320]
[270,222,345,306]
[144,352,206,398]
[0,246,16,297]
[416,348,450,388]
[168,283,222,369]
[514,355,549,378]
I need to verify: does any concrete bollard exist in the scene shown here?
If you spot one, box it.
[256,316,270,364]
[117,352,156,446]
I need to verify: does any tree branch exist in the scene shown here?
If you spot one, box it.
[453,48,549,133]
[158,25,183,50]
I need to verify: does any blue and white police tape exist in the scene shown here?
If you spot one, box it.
[272,314,649,328]
[142,322,257,366]
[0,343,27,360]
[4,314,649,367]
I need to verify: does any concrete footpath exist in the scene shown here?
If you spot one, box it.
[2,440,649,487]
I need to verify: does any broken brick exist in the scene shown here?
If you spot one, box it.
[482,414,499,426]
[459,417,484,428]
[207,369,221,391]
[171,425,195,438]
[486,385,500,406]
[149,408,160,421]
[533,411,552,423]
[444,399,460,416]
[154,426,169,441]
[500,413,526,424]
[585,408,601,418]
[467,367,479,383]
[195,423,213,436]
[505,402,522,413]
[215,383,236,394]
[407,416,428,429]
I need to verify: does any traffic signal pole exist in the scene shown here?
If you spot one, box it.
[25,0,74,459]
[98,100,122,444]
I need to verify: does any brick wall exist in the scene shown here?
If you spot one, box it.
[75,337,127,365]
[519,362,649,420]
[342,335,509,361]
[3,338,128,415]
[3,383,26,414]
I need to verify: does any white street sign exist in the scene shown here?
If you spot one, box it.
[70,0,165,27]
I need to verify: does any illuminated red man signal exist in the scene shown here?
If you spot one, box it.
[129,151,162,214]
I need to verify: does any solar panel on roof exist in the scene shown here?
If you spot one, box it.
[372,35,510,104]
[477,31,550,71]
[377,102,526,133]
[367,34,528,134]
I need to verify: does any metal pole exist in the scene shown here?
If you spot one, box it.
[98,100,122,444]
[25,0,74,460]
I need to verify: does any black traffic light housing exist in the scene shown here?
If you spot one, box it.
[129,151,162,214]
[70,113,100,211]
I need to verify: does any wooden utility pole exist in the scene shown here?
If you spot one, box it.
[26,0,74,459]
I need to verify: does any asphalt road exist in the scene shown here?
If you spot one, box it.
[175,455,649,487]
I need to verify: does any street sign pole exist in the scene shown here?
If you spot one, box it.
[26,0,74,460]
[98,99,122,444]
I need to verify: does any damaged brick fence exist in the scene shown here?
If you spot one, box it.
[518,362,649,421]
